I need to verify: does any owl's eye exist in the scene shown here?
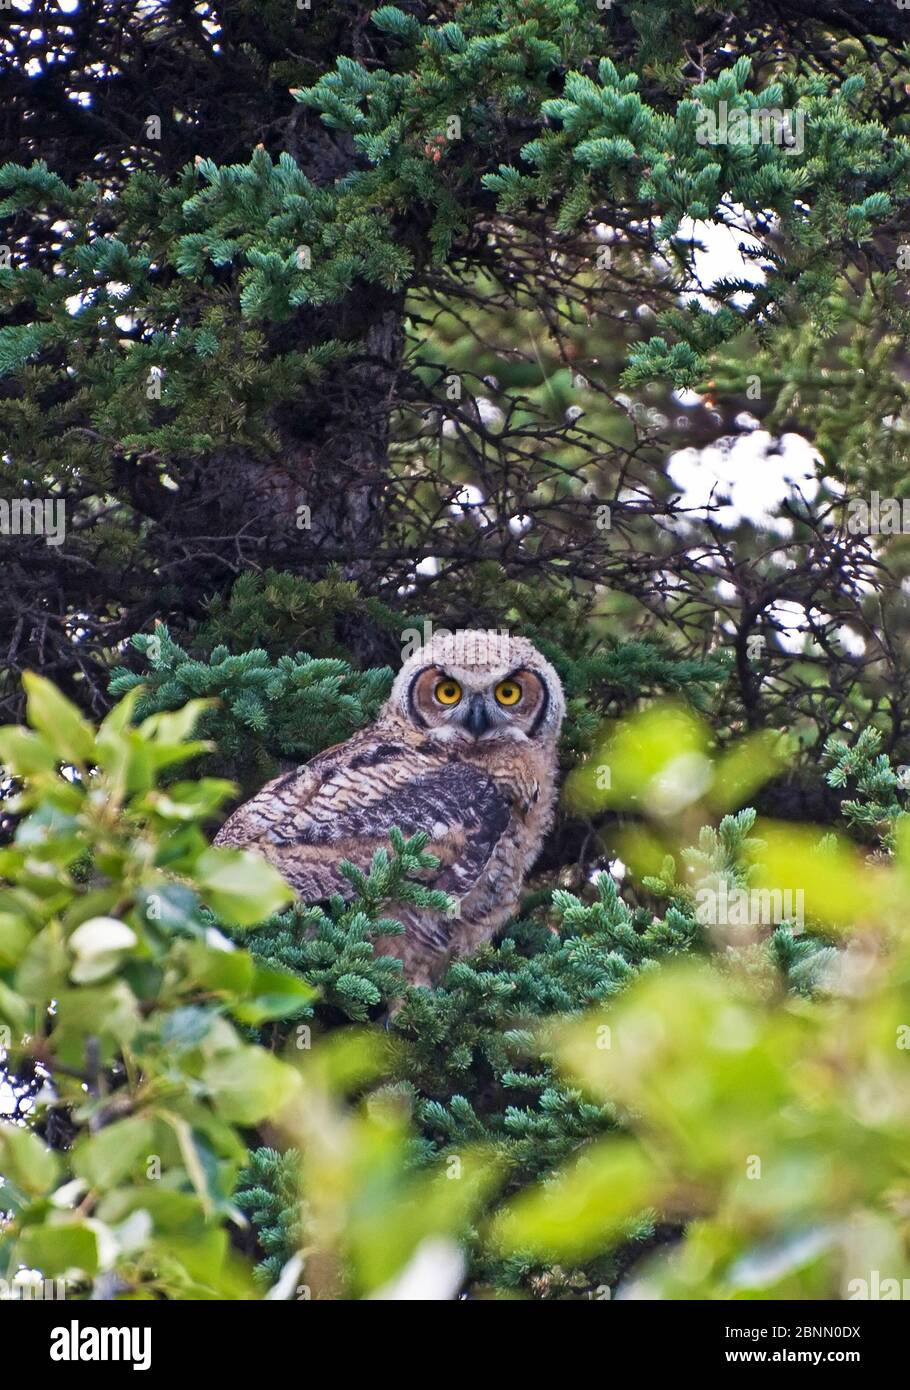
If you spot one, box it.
[434,679,463,705]
[494,680,522,706]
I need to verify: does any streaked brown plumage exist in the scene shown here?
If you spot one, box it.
[214,630,565,985]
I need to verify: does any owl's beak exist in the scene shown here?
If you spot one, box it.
[463,694,491,737]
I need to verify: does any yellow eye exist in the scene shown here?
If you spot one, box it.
[435,679,462,706]
[494,680,522,706]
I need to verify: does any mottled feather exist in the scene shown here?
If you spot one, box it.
[215,738,510,911]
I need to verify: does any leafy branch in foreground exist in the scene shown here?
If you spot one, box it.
[0,677,307,1299]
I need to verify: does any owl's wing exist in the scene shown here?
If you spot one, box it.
[213,738,512,913]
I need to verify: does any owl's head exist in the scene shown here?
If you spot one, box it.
[386,629,565,745]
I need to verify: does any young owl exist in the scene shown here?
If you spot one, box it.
[214,629,565,986]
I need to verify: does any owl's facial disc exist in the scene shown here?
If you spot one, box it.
[409,665,548,741]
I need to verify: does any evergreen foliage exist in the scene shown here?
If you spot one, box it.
[196,568,413,661]
[109,622,393,790]
[107,584,731,788]
[3,0,910,763]
[825,725,910,850]
[234,1148,307,1288]
[245,829,452,1019]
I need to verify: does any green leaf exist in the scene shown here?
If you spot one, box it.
[491,1139,655,1261]
[72,1115,156,1188]
[50,982,141,1061]
[160,1005,214,1050]
[137,881,203,934]
[97,685,144,738]
[94,729,154,797]
[233,964,316,1024]
[184,939,254,995]
[159,1111,219,1216]
[195,847,293,927]
[17,1222,100,1277]
[23,672,96,764]
[0,911,32,968]
[0,1122,61,1195]
[140,779,236,822]
[16,803,79,850]
[16,922,70,1002]
[139,698,217,747]
[0,726,59,777]
[203,1047,301,1124]
[0,978,30,1034]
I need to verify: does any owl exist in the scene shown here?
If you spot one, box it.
[214,629,565,987]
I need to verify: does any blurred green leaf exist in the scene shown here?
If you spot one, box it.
[195,846,293,926]
[17,1222,99,1277]
[490,1138,653,1262]
[23,672,95,764]
[0,1123,61,1196]
[203,1047,301,1124]
[72,1115,156,1189]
